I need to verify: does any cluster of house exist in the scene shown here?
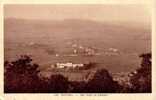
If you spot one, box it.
[51,62,85,70]
[108,48,118,52]
[50,62,95,70]
[71,43,120,56]
[71,43,97,56]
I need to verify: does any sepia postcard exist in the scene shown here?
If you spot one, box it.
[0,0,155,100]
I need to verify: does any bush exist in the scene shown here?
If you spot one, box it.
[69,81,87,93]
[4,55,40,93]
[46,74,69,93]
[85,69,121,93]
[130,53,151,93]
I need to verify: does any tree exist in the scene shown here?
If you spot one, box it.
[46,74,69,93]
[69,81,86,93]
[130,53,151,93]
[4,55,41,93]
[85,69,120,93]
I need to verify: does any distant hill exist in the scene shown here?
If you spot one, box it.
[4,18,151,40]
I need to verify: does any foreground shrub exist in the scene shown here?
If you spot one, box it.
[85,69,121,93]
[4,55,40,93]
[129,53,151,93]
[46,74,69,93]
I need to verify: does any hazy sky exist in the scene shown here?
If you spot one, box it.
[4,5,151,25]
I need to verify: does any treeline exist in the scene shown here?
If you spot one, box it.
[4,53,151,93]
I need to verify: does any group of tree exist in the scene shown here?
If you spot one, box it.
[129,53,151,93]
[4,53,151,93]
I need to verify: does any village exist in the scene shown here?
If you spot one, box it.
[50,62,96,71]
